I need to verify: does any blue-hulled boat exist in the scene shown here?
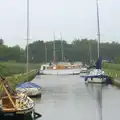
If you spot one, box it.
[16,82,41,97]
[84,56,110,84]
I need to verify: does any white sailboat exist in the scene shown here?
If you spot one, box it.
[84,0,109,84]
[16,0,41,97]
[0,76,42,120]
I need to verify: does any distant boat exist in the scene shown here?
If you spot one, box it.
[80,67,88,77]
[40,62,81,75]
[0,77,41,119]
[84,56,110,84]
[16,82,42,97]
[40,33,81,75]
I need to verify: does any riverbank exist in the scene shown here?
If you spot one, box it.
[111,78,120,87]
[0,62,40,76]
[103,63,120,86]
[0,62,40,89]
[8,69,38,88]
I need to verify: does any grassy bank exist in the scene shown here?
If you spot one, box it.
[8,69,37,89]
[0,62,40,77]
[103,63,120,77]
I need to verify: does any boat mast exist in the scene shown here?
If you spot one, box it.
[89,43,92,64]
[60,32,64,62]
[53,33,56,63]
[45,42,47,63]
[96,1,102,120]
[26,0,30,79]
[96,0,100,59]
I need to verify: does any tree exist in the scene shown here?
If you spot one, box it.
[0,38,120,63]
[0,39,4,45]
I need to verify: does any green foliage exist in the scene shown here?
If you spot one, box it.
[114,56,120,64]
[103,63,120,71]
[0,38,120,63]
[27,39,120,63]
[0,62,40,77]
[0,39,4,45]
[103,63,120,77]
[1,70,37,89]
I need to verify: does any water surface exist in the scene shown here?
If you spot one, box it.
[32,75,120,120]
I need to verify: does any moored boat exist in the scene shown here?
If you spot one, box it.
[85,70,108,83]
[84,57,111,84]
[16,82,42,97]
[80,67,88,77]
[40,62,81,75]
[0,77,42,119]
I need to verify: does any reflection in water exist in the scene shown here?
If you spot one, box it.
[85,84,103,120]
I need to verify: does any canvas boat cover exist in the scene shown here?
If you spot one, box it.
[16,82,40,88]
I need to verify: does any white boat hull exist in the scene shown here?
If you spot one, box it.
[85,77,106,84]
[16,88,42,97]
[40,69,80,75]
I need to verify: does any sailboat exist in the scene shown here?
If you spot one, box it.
[16,82,42,97]
[40,33,81,75]
[16,0,41,97]
[0,77,40,119]
[84,56,110,83]
[84,0,112,84]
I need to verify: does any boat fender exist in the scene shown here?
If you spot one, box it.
[18,98,26,109]
[19,101,24,109]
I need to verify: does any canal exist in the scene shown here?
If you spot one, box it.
[32,75,120,120]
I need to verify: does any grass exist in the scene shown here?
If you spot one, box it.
[0,62,40,77]
[0,69,37,91]
[0,62,40,91]
[103,63,120,77]
[103,63,120,71]
[8,69,37,89]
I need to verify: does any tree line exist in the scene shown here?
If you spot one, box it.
[0,38,120,63]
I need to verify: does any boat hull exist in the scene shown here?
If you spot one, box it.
[16,88,42,97]
[0,108,34,120]
[40,69,80,75]
[85,77,106,84]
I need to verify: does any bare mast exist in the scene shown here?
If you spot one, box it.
[96,1,102,120]
[89,43,92,64]
[26,0,30,78]
[45,42,47,63]
[60,33,64,62]
[96,0,100,59]
[53,33,56,63]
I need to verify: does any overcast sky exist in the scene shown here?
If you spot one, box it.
[0,0,119,48]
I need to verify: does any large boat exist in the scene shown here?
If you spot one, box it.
[16,82,42,97]
[40,62,81,75]
[40,34,82,75]
[0,77,42,119]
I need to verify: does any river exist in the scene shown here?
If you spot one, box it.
[32,75,120,120]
